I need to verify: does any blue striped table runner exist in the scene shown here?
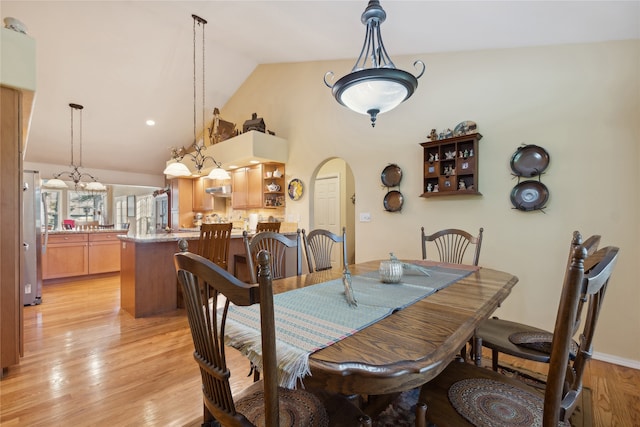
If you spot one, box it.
[224,265,473,388]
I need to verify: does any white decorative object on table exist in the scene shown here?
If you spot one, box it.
[379,253,403,283]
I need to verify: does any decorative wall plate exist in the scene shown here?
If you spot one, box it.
[510,180,549,211]
[287,178,304,201]
[510,145,550,177]
[381,164,403,187]
[383,190,404,212]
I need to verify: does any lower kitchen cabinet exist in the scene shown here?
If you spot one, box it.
[42,233,89,280]
[88,233,121,274]
[43,232,122,280]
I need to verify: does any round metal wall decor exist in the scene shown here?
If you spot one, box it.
[381,164,403,187]
[510,145,550,177]
[383,190,404,212]
[510,180,549,211]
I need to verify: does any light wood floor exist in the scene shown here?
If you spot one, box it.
[1,275,639,426]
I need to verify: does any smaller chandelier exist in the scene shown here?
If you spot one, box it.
[164,14,230,180]
[163,140,230,179]
[324,0,425,127]
[45,103,106,191]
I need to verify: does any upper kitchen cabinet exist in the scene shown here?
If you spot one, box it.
[262,163,286,208]
[192,177,213,211]
[231,165,263,209]
[169,178,193,229]
[231,162,286,210]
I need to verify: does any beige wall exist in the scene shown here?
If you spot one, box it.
[222,40,639,364]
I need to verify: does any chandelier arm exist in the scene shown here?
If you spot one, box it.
[413,60,426,79]
[324,71,336,88]
[374,24,395,69]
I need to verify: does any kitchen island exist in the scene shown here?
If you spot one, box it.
[118,230,298,318]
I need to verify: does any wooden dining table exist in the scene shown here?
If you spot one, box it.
[263,260,519,396]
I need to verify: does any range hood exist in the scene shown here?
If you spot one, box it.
[205,184,231,197]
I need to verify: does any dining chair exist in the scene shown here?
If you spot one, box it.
[420,227,483,265]
[243,230,302,284]
[302,227,348,272]
[421,227,484,363]
[174,249,371,426]
[197,222,233,270]
[256,221,281,233]
[415,241,619,427]
[233,222,282,281]
[475,232,602,371]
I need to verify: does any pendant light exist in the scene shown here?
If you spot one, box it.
[324,0,425,127]
[164,14,230,180]
[45,103,106,191]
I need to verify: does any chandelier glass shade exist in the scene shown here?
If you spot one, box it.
[45,103,106,191]
[324,0,425,127]
[163,14,230,180]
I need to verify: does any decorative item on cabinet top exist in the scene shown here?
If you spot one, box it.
[509,144,550,212]
[381,163,403,212]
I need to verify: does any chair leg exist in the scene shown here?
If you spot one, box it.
[473,335,483,366]
[492,348,499,371]
[415,402,427,427]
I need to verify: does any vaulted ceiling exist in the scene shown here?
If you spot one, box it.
[3,1,638,179]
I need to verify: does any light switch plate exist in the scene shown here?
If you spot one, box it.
[359,212,371,222]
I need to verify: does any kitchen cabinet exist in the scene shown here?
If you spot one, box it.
[420,133,482,197]
[262,163,286,208]
[88,233,121,274]
[169,178,193,229]
[231,165,263,209]
[232,163,286,209]
[192,177,214,211]
[42,233,89,280]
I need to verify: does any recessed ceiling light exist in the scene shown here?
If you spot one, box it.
[249,160,260,164]
[146,119,156,126]
[228,165,238,169]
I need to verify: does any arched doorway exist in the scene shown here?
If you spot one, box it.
[308,158,356,265]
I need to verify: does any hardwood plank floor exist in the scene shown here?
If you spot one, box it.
[1,275,638,426]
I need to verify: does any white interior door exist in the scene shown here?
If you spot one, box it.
[313,175,341,269]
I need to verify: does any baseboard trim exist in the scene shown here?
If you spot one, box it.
[593,351,640,370]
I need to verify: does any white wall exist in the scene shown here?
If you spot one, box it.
[222,40,640,364]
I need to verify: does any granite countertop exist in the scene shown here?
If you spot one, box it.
[47,229,129,235]
[117,230,248,243]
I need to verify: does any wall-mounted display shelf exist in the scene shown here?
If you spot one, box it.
[420,133,482,198]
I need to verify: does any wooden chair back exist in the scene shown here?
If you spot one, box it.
[421,227,484,265]
[256,221,281,233]
[174,250,284,426]
[302,227,347,272]
[243,230,302,284]
[197,223,233,270]
[545,244,619,423]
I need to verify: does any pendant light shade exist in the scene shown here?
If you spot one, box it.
[44,178,68,189]
[325,0,425,127]
[207,167,231,180]
[163,161,192,177]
